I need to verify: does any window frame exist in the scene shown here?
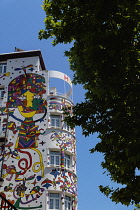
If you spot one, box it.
[49,193,60,209]
[50,151,61,166]
[50,115,61,128]
[65,196,71,210]
[64,154,71,169]
[63,121,70,131]
[0,63,7,74]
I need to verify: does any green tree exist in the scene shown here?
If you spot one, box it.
[39,0,140,206]
[134,204,140,210]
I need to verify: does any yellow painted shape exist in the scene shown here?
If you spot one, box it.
[15,137,19,148]
[31,148,44,177]
[15,155,20,159]
[30,191,36,195]
[5,72,10,76]
[2,173,8,178]
[18,90,36,118]
[20,191,25,198]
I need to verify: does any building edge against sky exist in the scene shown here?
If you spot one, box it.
[0,50,77,210]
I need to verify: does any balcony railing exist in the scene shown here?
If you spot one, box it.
[0,193,18,210]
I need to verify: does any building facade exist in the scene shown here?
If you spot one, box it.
[0,50,77,210]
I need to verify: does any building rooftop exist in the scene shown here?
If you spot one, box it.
[0,50,46,70]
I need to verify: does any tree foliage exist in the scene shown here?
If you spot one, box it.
[39,0,140,206]
[134,204,140,210]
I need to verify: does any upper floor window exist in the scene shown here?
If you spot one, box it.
[0,63,7,74]
[64,154,70,169]
[63,121,70,131]
[0,88,4,99]
[51,115,60,128]
[49,193,60,209]
[50,151,61,166]
[65,196,71,210]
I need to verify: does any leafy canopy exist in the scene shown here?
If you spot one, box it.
[39,0,140,206]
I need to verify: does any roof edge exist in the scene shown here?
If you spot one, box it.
[0,50,46,70]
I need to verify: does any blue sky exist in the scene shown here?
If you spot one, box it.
[0,1,134,209]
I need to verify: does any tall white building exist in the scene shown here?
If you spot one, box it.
[0,50,77,210]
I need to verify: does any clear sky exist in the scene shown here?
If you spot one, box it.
[0,1,134,209]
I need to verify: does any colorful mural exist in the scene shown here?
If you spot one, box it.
[0,58,77,210]
[50,131,76,152]
[7,70,47,149]
[41,168,77,195]
[49,97,73,113]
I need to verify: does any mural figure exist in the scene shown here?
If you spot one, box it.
[13,177,43,209]
[0,63,77,209]
[7,66,47,149]
[14,183,42,209]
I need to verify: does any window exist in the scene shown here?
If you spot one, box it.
[65,196,71,210]
[49,193,60,209]
[64,154,70,169]
[0,89,4,99]
[51,115,60,127]
[50,151,60,166]
[0,63,7,74]
[63,121,70,131]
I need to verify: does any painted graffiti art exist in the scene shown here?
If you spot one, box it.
[0,58,77,210]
